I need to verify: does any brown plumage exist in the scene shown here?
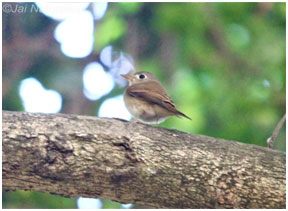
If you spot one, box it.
[121,71,191,124]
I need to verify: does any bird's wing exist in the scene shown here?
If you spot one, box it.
[128,87,174,106]
[127,82,184,114]
[127,82,191,120]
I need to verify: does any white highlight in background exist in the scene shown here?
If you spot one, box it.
[77,197,102,209]
[100,46,135,87]
[54,10,94,58]
[263,79,271,87]
[121,203,133,209]
[38,2,109,58]
[36,2,90,21]
[93,2,108,20]
[19,77,62,113]
[98,94,131,120]
[83,62,114,101]
[100,45,113,67]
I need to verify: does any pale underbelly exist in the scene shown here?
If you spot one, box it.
[124,96,172,124]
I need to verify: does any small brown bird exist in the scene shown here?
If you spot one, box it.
[121,71,191,124]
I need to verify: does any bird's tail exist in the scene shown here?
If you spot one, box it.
[176,110,191,120]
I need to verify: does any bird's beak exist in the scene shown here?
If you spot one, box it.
[120,74,134,81]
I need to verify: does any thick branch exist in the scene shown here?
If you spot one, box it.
[2,111,285,208]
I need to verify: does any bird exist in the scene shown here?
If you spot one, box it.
[121,71,191,124]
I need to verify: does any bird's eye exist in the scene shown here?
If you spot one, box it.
[139,74,146,79]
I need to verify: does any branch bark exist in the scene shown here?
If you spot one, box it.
[2,111,286,208]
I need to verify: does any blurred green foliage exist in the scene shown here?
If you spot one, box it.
[2,2,285,209]
[2,191,76,208]
[101,199,123,209]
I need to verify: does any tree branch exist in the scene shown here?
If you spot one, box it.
[267,113,286,148]
[2,111,286,208]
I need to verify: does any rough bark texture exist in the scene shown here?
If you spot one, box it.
[2,111,286,208]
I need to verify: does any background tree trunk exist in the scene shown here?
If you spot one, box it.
[2,111,286,208]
